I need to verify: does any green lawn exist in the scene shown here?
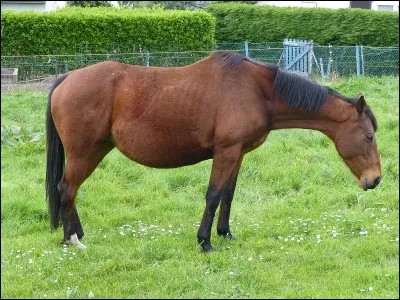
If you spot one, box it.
[1,76,398,299]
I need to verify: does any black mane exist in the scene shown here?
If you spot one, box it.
[211,50,278,71]
[272,68,328,113]
[210,51,378,131]
[211,50,245,69]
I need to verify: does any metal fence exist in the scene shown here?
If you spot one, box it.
[1,42,398,84]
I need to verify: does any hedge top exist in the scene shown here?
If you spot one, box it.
[206,2,399,47]
[2,5,209,17]
[1,4,398,57]
[1,7,216,55]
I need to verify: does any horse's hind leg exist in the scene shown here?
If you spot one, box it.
[217,155,243,240]
[59,142,113,248]
[58,173,84,248]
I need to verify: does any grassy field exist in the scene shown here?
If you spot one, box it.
[1,76,398,299]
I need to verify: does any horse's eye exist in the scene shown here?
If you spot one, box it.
[365,133,373,142]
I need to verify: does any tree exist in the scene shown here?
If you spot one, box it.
[66,1,112,7]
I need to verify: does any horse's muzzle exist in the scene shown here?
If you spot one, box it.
[363,176,381,190]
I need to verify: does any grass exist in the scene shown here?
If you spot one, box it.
[1,76,399,299]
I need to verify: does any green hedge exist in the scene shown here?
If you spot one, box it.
[1,7,216,55]
[206,3,399,46]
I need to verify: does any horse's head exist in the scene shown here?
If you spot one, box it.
[333,93,381,190]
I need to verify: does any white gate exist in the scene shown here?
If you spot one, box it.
[283,39,314,77]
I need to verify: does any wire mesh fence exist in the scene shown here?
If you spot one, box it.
[362,46,399,76]
[1,42,398,86]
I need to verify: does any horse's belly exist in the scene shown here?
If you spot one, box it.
[112,125,213,168]
[128,147,212,168]
[117,141,213,168]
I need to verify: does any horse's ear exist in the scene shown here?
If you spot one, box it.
[356,93,364,100]
[356,93,366,115]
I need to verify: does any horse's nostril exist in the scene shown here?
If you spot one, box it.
[374,176,381,187]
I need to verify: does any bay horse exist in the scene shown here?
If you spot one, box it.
[46,51,381,252]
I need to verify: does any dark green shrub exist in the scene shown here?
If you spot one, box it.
[1,7,216,55]
[206,3,399,46]
[66,1,112,7]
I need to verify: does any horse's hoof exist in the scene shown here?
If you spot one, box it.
[66,233,87,249]
[201,243,213,253]
[218,231,236,240]
[225,233,236,240]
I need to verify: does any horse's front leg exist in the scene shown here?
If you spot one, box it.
[217,155,243,240]
[197,146,242,252]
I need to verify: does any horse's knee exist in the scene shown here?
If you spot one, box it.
[209,199,221,211]
[206,186,223,210]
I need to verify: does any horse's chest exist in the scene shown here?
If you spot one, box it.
[244,133,268,153]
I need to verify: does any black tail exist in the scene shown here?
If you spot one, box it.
[45,74,69,231]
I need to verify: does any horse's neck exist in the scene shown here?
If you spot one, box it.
[268,94,353,140]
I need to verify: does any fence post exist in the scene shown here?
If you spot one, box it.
[145,51,150,67]
[244,41,249,58]
[356,45,360,76]
[319,58,325,78]
[327,60,331,79]
[64,64,69,73]
[326,45,332,80]
[360,45,365,75]
[328,44,336,80]
[54,57,59,79]
[284,39,289,69]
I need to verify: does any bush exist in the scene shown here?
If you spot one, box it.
[1,7,216,55]
[66,1,112,7]
[206,3,399,46]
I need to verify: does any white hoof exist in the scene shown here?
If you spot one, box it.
[67,233,86,249]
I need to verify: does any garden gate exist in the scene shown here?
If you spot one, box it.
[283,39,314,77]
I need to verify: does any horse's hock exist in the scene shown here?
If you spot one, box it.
[1,68,18,84]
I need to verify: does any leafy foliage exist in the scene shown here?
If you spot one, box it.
[118,1,206,10]
[117,1,257,9]
[1,7,216,55]
[1,124,43,146]
[213,1,257,4]
[66,1,112,7]
[206,2,399,46]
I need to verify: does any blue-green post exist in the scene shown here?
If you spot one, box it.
[145,51,150,67]
[360,46,364,75]
[319,58,325,78]
[356,46,360,76]
[244,41,249,58]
